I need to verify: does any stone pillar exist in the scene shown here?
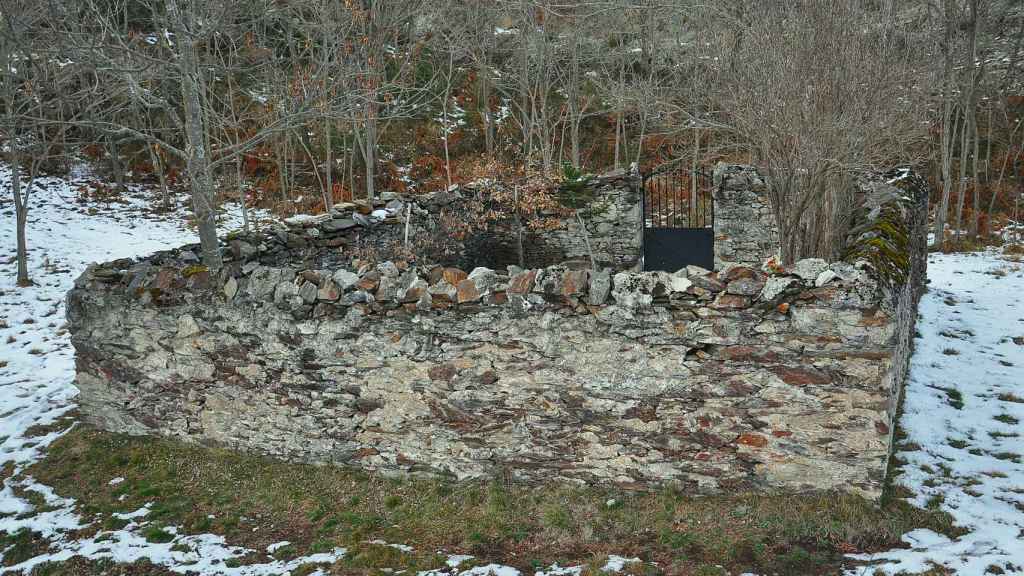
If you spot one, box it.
[712,163,780,270]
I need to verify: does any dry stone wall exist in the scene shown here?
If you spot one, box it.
[713,164,781,269]
[529,170,642,269]
[220,170,640,278]
[66,163,929,500]
[67,168,928,499]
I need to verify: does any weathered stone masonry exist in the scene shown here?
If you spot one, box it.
[67,167,927,499]
[712,164,781,270]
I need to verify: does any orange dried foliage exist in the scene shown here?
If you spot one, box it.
[82,144,104,161]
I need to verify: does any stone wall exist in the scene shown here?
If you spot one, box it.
[713,164,781,270]
[249,164,771,275]
[846,169,931,452]
[67,168,928,499]
[243,171,640,275]
[531,170,642,270]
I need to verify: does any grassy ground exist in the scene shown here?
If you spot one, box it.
[13,422,964,576]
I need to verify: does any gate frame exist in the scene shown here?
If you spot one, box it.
[639,164,716,272]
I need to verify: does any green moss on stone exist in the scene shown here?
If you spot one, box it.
[844,203,912,289]
[181,264,209,278]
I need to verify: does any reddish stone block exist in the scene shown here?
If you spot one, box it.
[712,293,750,309]
[456,279,481,303]
[428,363,457,382]
[771,366,830,386]
[737,433,768,448]
[562,269,589,297]
[356,271,380,292]
[442,267,468,285]
[508,270,537,295]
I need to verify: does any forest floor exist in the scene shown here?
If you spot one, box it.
[0,165,1020,575]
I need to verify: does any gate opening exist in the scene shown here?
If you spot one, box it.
[641,167,715,272]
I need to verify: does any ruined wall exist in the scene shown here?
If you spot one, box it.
[713,164,781,269]
[532,170,642,269]
[255,165,772,275]
[468,171,641,271]
[256,171,641,274]
[66,162,928,499]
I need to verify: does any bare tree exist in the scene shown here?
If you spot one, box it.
[61,0,324,269]
[1,0,67,286]
[711,1,930,262]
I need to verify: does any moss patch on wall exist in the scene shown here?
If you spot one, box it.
[845,203,913,289]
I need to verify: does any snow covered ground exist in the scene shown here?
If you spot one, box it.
[849,250,1024,575]
[2,164,1022,574]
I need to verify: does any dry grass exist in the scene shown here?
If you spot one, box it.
[21,426,965,575]
[1002,243,1024,256]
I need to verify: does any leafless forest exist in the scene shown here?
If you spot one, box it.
[3,0,1023,276]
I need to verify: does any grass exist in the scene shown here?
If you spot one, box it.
[0,529,51,568]
[946,438,969,450]
[23,426,966,576]
[943,388,965,410]
[24,558,177,576]
[993,414,1020,425]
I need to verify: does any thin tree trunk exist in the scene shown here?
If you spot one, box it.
[691,129,699,209]
[441,89,452,189]
[168,0,222,269]
[970,104,981,238]
[613,109,622,170]
[478,61,494,157]
[936,109,959,248]
[514,184,524,268]
[320,0,334,211]
[364,107,377,201]
[12,154,31,287]
[107,136,125,193]
[277,136,289,209]
[296,129,327,208]
[324,118,334,211]
[575,209,597,271]
[235,154,250,233]
[954,108,970,245]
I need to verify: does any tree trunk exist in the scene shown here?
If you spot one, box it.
[169,0,222,270]
[613,109,622,170]
[236,154,250,233]
[478,61,494,157]
[933,0,957,249]
[324,117,334,211]
[970,105,980,238]
[935,109,959,248]
[16,203,29,286]
[11,154,31,287]
[277,134,290,208]
[107,136,125,193]
[364,106,377,201]
[954,108,970,245]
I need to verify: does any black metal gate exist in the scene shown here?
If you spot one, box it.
[641,167,714,272]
